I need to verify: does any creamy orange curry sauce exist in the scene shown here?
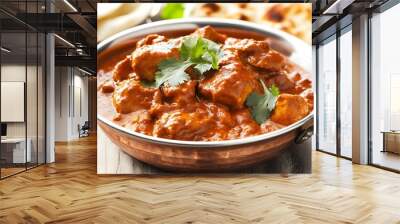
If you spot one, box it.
[98,26,313,141]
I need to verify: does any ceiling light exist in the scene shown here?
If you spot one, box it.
[323,0,355,15]
[1,47,11,53]
[54,34,75,48]
[63,0,78,12]
[76,48,85,55]
[78,67,93,76]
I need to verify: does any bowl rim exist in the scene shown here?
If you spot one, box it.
[97,18,313,148]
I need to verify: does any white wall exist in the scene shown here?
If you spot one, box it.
[54,66,69,141]
[54,67,89,141]
[72,73,89,138]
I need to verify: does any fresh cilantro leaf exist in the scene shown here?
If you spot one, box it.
[194,63,213,74]
[180,36,221,69]
[245,80,280,124]
[149,36,222,87]
[201,51,219,69]
[202,38,222,56]
[153,59,192,88]
[269,84,280,96]
[160,3,185,20]
[180,36,198,59]
[181,36,222,75]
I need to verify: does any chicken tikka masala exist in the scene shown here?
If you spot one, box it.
[98,26,313,141]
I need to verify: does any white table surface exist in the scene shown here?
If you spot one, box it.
[1,137,32,163]
[1,138,26,143]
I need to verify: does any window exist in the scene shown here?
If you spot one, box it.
[339,27,352,158]
[370,3,400,171]
[317,35,337,154]
[0,1,46,179]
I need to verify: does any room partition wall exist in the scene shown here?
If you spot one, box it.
[0,0,46,179]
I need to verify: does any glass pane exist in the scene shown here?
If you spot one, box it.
[38,32,45,165]
[27,31,38,169]
[0,0,46,178]
[339,28,352,158]
[371,4,400,171]
[312,45,317,150]
[26,0,38,169]
[317,37,337,154]
[1,30,27,177]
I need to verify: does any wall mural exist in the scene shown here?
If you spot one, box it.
[96,3,313,174]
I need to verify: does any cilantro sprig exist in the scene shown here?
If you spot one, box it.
[160,3,185,20]
[148,36,223,88]
[245,80,280,124]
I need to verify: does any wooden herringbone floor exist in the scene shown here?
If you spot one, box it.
[1,135,400,224]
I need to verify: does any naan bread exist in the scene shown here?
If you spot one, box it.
[97,3,152,42]
[189,3,311,43]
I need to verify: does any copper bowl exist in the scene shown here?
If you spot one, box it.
[97,18,313,172]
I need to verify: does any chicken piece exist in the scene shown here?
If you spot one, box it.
[297,78,312,90]
[263,73,296,93]
[300,88,314,111]
[192,26,227,43]
[153,109,215,141]
[217,47,243,67]
[126,110,154,136]
[270,93,309,125]
[136,34,167,48]
[228,109,261,139]
[285,72,313,94]
[162,80,197,105]
[153,102,233,141]
[101,80,115,93]
[112,109,154,136]
[288,71,302,82]
[131,40,180,81]
[263,72,296,94]
[225,37,270,53]
[225,38,286,72]
[113,79,161,114]
[112,56,133,82]
[148,103,180,120]
[249,50,286,72]
[203,101,235,129]
[199,62,258,109]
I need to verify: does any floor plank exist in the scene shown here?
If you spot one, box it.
[0,135,400,223]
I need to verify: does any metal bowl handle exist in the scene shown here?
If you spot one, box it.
[295,118,314,144]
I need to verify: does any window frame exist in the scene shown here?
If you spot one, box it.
[315,23,353,161]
